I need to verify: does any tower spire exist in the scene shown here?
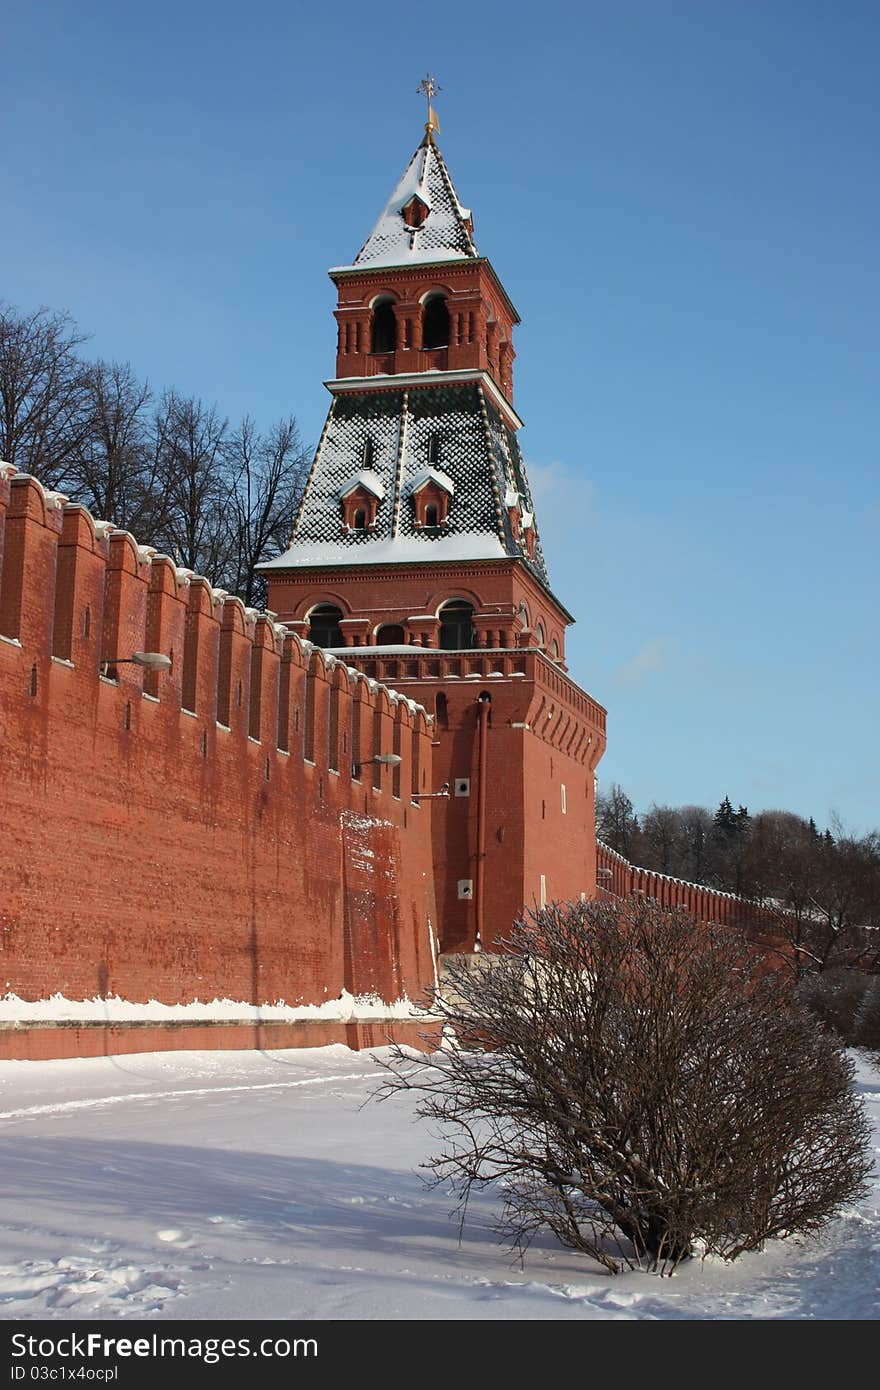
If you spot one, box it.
[416,73,442,143]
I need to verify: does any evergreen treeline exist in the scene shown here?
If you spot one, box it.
[0,302,310,606]
[597,784,880,978]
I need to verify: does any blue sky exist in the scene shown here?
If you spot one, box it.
[4,1,878,831]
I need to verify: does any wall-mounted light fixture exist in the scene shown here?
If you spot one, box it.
[102,651,172,677]
[352,752,402,779]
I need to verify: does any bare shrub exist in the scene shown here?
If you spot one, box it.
[379,899,872,1275]
[854,977,880,1057]
[795,970,868,1041]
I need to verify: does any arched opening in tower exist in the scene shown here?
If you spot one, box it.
[308,604,344,648]
[371,299,397,354]
[438,600,476,651]
[422,294,450,350]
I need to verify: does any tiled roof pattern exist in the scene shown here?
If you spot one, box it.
[484,399,548,582]
[285,383,549,585]
[341,139,478,271]
[291,392,401,549]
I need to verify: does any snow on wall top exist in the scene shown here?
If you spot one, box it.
[332,137,478,272]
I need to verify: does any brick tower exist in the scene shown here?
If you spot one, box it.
[263,111,606,953]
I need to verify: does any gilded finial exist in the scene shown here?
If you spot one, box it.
[416,73,442,141]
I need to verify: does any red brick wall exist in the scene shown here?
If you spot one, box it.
[596,839,779,939]
[0,468,438,1011]
[327,647,606,953]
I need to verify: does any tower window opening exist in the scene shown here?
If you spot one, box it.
[376,623,405,646]
[308,604,344,648]
[425,503,438,527]
[422,294,449,349]
[371,299,397,354]
[353,508,367,530]
[427,432,440,464]
[438,600,476,651]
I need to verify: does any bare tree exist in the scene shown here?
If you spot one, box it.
[151,391,231,575]
[0,303,90,488]
[595,783,642,860]
[224,414,310,607]
[71,360,159,532]
[378,899,872,1275]
[641,803,682,875]
[678,804,713,883]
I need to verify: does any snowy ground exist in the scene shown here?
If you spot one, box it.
[0,1045,877,1321]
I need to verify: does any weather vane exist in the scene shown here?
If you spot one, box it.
[416,73,442,138]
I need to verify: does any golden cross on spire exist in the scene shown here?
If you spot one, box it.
[416,73,442,139]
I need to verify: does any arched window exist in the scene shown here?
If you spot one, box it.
[353,508,367,530]
[551,638,560,661]
[308,604,344,648]
[535,621,546,648]
[425,503,439,527]
[375,623,405,645]
[371,299,397,354]
[439,600,475,651]
[422,294,449,349]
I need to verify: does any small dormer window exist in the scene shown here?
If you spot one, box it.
[402,195,429,228]
[340,469,384,533]
[410,465,454,530]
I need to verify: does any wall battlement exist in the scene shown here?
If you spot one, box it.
[0,465,439,1022]
[596,840,779,939]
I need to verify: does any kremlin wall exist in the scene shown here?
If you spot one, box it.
[0,461,774,1061]
[0,124,777,1061]
[0,464,439,1057]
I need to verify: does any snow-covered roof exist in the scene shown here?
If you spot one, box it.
[331,136,478,272]
[340,469,385,501]
[259,381,548,584]
[408,467,455,496]
[260,531,508,569]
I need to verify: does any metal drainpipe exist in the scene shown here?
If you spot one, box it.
[474,693,491,951]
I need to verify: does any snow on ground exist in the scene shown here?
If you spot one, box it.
[0,991,422,1023]
[0,1046,877,1321]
